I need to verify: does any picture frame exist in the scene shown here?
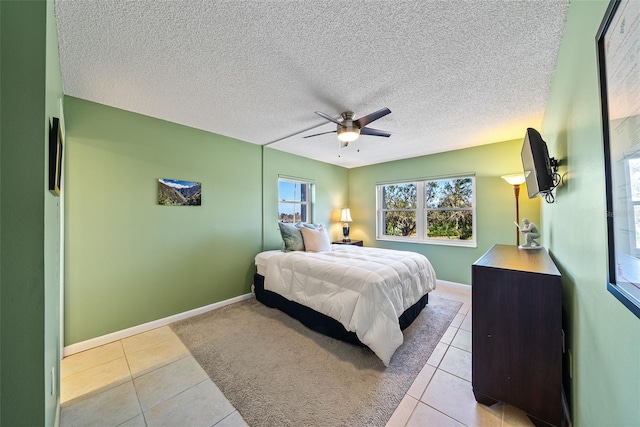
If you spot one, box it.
[597,0,640,319]
[158,178,202,206]
[48,117,63,197]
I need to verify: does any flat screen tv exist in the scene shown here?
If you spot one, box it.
[521,128,554,199]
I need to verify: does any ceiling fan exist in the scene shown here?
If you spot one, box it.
[303,107,392,146]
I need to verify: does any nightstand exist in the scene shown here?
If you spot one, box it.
[332,240,363,247]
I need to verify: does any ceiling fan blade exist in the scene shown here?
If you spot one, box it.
[303,130,337,139]
[359,127,391,137]
[315,111,344,127]
[354,107,391,128]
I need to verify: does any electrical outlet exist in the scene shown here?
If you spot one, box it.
[568,350,573,379]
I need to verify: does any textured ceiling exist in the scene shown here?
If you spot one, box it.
[55,0,569,168]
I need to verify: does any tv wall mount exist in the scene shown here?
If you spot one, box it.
[542,157,561,203]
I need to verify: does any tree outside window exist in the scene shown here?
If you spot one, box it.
[377,176,476,247]
[426,178,473,241]
[382,183,417,237]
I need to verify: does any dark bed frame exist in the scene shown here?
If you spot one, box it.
[253,273,429,346]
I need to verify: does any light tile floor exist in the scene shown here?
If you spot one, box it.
[60,327,247,427]
[386,284,534,427]
[60,283,534,427]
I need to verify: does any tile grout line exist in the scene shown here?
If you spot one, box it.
[142,376,211,415]
[403,290,473,426]
[60,341,127,383]
[118,338,146,427]
[402,296,464,426]
[413,332,465,425]
[212,409,241,427]
[404,290,480,427]
[60,357,134,405]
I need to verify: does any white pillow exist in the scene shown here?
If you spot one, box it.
[300,225,331,252]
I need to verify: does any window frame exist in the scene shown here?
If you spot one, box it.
[376,175,477,248]
[624,157,640,257]
[278,176,314,224]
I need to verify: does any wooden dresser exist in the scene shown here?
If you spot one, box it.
[472,244,563,426]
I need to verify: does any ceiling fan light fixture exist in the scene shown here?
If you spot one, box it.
[337,126,360,142]
[307,108,390,144]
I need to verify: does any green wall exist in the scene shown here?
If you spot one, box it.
[1,1,3,420]
[0,0,62,425]
[44,0,63,423]
[63,102,349,345]
[348,138,540,285]
[262,147,349,249]
[541,1,640,425]
[64,97,263,344]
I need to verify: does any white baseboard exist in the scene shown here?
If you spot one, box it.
[63,293,254,357]
[436,279,470,290]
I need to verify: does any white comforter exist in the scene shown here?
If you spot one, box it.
[261,245,437,366]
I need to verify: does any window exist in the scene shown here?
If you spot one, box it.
[278,178,313,223]
[376,176,476,247]
[380,183,418,237]
[625,158,640,254]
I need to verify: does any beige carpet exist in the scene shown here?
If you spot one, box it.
[171,295,462,427]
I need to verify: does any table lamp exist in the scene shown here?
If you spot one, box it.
[340,208,353,242]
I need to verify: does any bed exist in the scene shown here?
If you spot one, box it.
[254,244,437,366]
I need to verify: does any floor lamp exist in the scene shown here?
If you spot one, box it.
[501,174,526,246]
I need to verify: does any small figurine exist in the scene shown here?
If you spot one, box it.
[519,218,540,248]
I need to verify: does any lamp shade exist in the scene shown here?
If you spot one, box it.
[340,208,353,222]
[501,174,526,186]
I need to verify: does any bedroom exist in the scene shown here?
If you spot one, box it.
[1,1,639,427]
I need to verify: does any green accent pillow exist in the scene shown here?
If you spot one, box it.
[278,222,305,251]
